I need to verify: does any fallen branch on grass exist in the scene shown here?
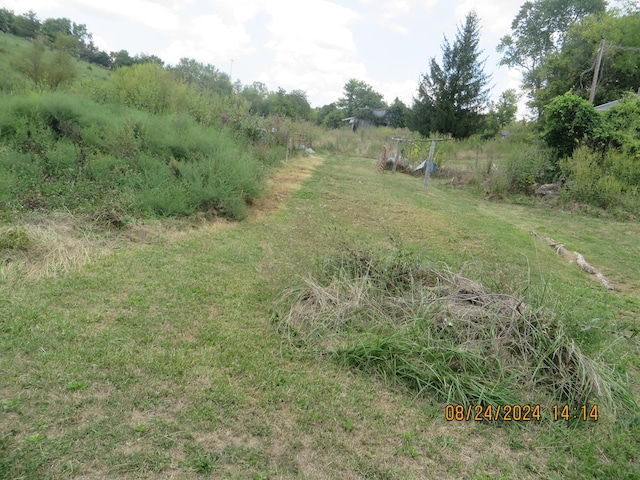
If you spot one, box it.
[530,230,613,290]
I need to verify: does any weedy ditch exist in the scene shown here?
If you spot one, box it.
[274,244,637,422]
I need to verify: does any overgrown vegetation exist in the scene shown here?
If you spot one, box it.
[0,93,265,221]
[275,244,635,416]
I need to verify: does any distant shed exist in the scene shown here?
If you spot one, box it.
[595,88,640,112]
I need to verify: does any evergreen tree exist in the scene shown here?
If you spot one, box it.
[412,11,491,139]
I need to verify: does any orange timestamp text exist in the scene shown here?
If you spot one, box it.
[445,404,600,422]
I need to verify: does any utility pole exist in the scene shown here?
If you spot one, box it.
[589,39,605,104]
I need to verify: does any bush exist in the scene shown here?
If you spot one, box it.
[597,92,640,156]
[542,92,602,166]
[561,147,639,215]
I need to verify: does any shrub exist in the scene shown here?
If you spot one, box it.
[561,147,639,215]
[504,148,553,192]
[542,92,601,165]
[597,92,640,156]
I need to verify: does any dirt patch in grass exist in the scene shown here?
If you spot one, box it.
[251,154,324,219]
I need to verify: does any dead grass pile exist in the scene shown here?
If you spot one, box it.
[275,245,635,417]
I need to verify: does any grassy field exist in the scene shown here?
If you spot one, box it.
[1,152,639,479]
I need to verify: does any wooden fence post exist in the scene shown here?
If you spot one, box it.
[423,140,436,190]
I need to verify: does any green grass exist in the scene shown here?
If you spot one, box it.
[1,153,638,479]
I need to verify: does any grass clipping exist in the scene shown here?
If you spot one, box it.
[275,246,634,419]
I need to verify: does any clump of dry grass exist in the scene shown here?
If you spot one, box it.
[0,214,111,283]
[275,245,636,417]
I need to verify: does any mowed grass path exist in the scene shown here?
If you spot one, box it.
[1,154,639,479]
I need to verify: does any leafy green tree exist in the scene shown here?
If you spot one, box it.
[483,89,519,138]
[133,53,164,67]
[536,11,640,109]
[412,10,491,139]
[79,41,111,67]
[11,10,40,38]
[497,0,606,114]
[71,22,91,44]
[316,102,343,128]
[41,17,72,42]
[12,38,46,88]
[387,97,409,128]
[337,79,386,118]
[241,82,270,116]
[110,50,135,69]
[266,88,311,120]
[170,58,232,96]
[54,33,81,54]
[0,8,15,33]
[542,91,601,162]
[493,89,519,127]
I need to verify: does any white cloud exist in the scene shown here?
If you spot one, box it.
[213,0,265,23]
[162,13,254,64]
[66,0,181,30]
[376,78,418,105]
[381,0,437,18]
[0,0,63,14]
[455,0,520,34]
[257,0,365,105]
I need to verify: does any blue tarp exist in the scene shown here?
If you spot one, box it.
[414,160,437,173]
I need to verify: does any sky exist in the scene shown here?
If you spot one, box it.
[1,0,537,114]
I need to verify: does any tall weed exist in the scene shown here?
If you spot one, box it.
[0,93,267,220]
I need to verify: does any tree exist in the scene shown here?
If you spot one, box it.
[536,11,640,109]
[316,103,343,128]
[497,0,606,114]
[483,90,519,139]
[45,50,76,91]
[337,79,386,118]
[493,89,519,128]
[387,97,409,128]
[241,82,270,115]
[542,91,601,162]
[170,58,233,96]
[41,17,72,42]
[13,38,76,91]
[0,8,15,33]
[11,10,40,38]
[266,88,311,120]
[133,53,164,67]
[110,50,135,69]
[79,41,111,67]
[412,10,491,139]
[12,38,46,88]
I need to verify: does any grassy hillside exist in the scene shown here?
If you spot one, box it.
[0,31,110,93]
[1,153,638,479]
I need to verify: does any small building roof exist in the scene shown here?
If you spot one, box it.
[595,99,621,112]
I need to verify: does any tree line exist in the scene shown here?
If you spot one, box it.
[2,1,639,142]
